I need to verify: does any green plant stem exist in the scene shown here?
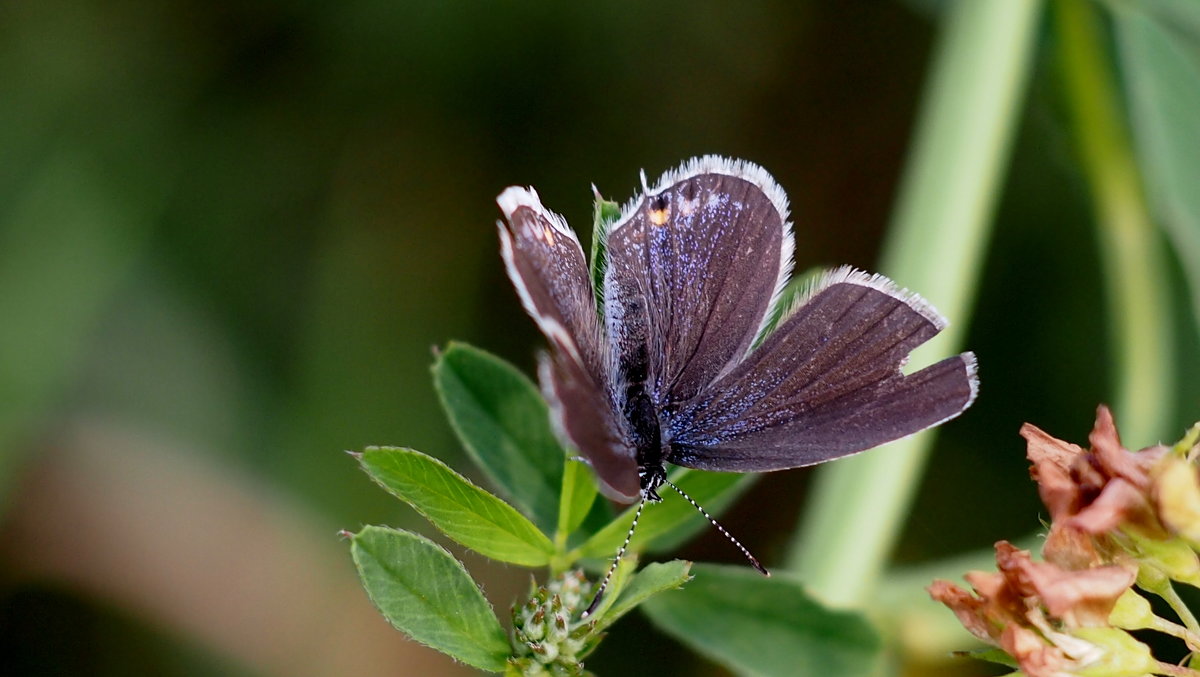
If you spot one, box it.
[789,0,1043,606]
[1154,660,1200,677]
[1055,0,1174,447]
[555,461,580,554]
[1158,580,1200,638]
[1149,615,1200,652]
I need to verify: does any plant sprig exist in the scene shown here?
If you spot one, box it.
[344,339,884,675]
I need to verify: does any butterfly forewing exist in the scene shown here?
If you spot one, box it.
[667,268,978,471]
[604,158,794,408]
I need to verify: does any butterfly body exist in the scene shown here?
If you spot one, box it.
[610,289,667,500]
[498,156,977,507]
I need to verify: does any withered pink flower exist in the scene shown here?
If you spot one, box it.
[1022,406,1173,566]
[930,542,1136,676]
[1041,523,1104,572]
[997,545,1134,626]
[1088,407,1164,493]
[934,407,1198,677]
[1069,479,1158,537]
[1001,624,1074,677]
[927,579,992,642]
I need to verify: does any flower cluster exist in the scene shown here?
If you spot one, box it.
[930,406,1200,677]
[509,570,599,677]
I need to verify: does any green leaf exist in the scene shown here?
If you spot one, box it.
[793,0,1041,606]
[349,526,510,672]
[589,193,620,312]
[1114,2,1200,338]
[642,564,884,677]
[557,458,598,541]
[1055,0,1175,448]
[591,559,691,633]
[581,553,639,622]
[360,447,554,566]
[433,342,564,534]
[577,469,753,559]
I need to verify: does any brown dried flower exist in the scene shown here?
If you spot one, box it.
[929,542,1138,677]
[1020,406,1192,579]
[929,406,1200,677]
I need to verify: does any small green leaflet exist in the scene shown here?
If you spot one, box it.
[557,457,599,540]
[349,526,509,673]
[589,192,621,313]
[592,559,692,634]
[433,342,565,534]
[359,446,554,566]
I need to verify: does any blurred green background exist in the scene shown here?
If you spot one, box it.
[1,0,1197,675]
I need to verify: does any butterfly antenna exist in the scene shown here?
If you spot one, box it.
[582,498,646,618]
[662,478,768,576]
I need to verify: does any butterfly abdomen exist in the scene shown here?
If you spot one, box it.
[610,285,667,494]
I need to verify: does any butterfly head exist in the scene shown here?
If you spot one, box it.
[638,464,668,502]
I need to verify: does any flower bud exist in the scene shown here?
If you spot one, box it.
[509,570,597,676]
[1172,422,1200,458]
[531,640,558,664]
[1152,456,1200,546]
[1134,561,1169,595]
[1070,627,1157,677]
[1127,533,1200,587]
[1106,589,1154,631]
[526,608,546,641]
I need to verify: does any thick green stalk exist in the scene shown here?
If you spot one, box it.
[1055,0,1174,447]
[789,0,1042,606]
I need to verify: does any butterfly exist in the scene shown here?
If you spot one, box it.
[497,156,977,613]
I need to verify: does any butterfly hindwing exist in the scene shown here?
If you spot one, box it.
[667,268,978,471]
[498,187,639,501]
[538,342,639,502]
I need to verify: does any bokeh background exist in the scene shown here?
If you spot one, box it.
[1,0,1196,675]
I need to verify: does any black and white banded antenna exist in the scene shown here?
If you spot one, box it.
[583,499,646,618]
[581,480,767,618]
[664,478,768,576]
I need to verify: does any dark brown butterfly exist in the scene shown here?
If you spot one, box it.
[497,156,977,613]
